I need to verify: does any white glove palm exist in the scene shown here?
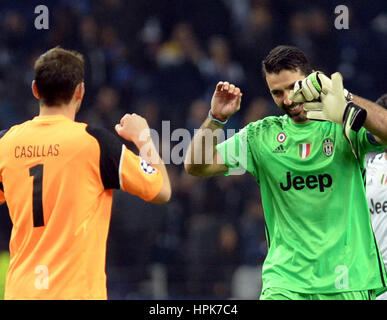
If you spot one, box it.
[290,72,367,159]
[290,72,348,124]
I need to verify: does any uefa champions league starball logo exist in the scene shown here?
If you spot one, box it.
[140,157,156,175]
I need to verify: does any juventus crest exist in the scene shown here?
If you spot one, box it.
[323,138,334,157]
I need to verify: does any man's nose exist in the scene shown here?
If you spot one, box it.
[283,90,292,106]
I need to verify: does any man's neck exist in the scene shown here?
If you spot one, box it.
[290,118,312,124]
[39,104,76,121]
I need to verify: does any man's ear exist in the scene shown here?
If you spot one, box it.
[74,82,85,100]
[31,80,40,100]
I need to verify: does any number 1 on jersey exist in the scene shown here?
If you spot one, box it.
[29,164,44,227]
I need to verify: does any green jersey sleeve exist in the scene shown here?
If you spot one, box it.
[350,127,385,167]
[215,122,257,177]
[354,127,385,155]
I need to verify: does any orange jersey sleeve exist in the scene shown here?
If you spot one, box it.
[84,126,163,201]
[119,146,163,201]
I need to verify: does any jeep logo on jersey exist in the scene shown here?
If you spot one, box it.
[323,138,334,157]
[280,171,333,192]
[369,198,387,214]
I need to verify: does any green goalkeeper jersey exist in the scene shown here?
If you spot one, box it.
[216,115,387,294]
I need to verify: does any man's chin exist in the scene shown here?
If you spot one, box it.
[288,112,309,123]
[292,116,310,123]
[279,105,309,123]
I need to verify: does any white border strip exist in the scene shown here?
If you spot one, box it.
[118,144,125,189]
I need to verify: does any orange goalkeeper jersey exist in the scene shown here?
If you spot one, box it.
[0,115,163,300]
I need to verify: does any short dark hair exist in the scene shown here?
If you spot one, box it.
[376,93,387,109]
[34,47,84,106]
[262,45,313,77]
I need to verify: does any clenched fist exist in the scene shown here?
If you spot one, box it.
[115,113,151,147]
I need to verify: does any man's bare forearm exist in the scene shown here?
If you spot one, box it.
[184,117,226,176]
[353,95,387,145]
[184,81,242,176]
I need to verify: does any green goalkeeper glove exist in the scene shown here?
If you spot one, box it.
[289,72,368,158]
[291,71,328,102]
[290,71,367,131]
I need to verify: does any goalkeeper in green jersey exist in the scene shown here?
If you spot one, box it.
[184,45,387,300]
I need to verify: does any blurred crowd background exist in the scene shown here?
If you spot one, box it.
[0,0,386,299]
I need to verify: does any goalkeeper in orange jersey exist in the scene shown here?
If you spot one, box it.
[0,47,171,300]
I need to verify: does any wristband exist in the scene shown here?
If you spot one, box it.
[342,102,367,160]
[344,90,353,102]
[208,110,228,125]
[342,102,367,132]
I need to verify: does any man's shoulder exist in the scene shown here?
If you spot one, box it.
[0,121,31,142]
[246,115,288,129]
[84,125,123,157]
[0,129,9,140]
[84,125,121,146]
[244,115,287,135]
